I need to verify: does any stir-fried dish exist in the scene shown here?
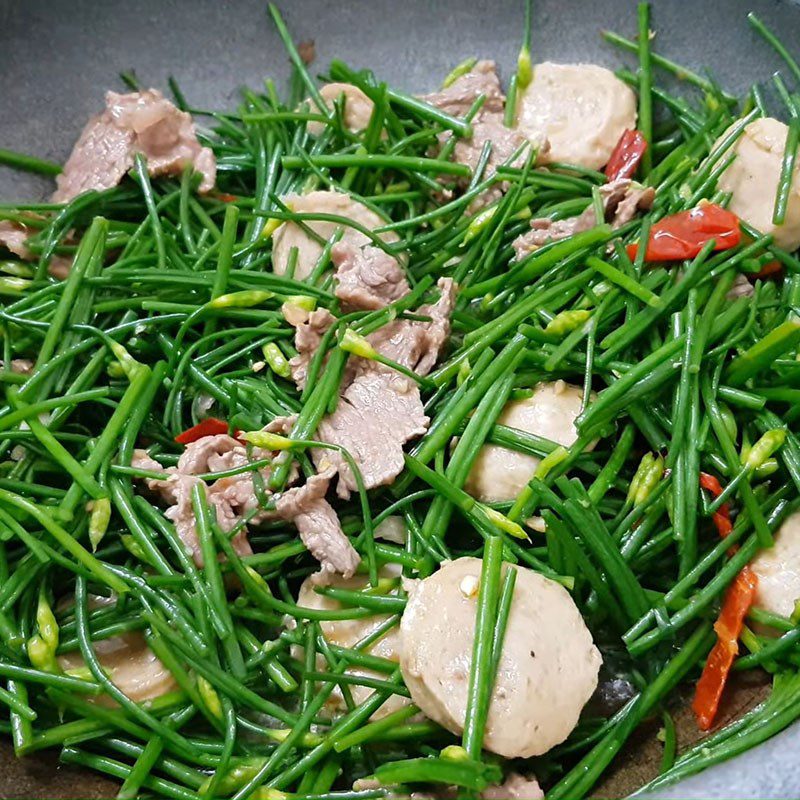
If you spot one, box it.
[3,3,800,798]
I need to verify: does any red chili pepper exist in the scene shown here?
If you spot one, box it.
[627,203,741,262]
[699,472,733,539]
[216,193,238,203]
[692,565,758,731]
[755,260,783,279]
[605,129,648,182]
[175,417,231,444]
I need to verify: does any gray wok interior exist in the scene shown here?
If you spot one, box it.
[1,0,799,796]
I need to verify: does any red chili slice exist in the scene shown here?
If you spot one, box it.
[692,566,758,731]
[175,417,231,444]
[605,129,648,182]
[627,203,741,262]
[699,472,733,539]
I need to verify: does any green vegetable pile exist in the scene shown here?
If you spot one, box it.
[1,3,800,798]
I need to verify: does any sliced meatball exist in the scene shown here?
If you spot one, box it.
[308,83,376,136]
[750,510,800,622]
[294,568,411,719]
[399,557,601,758]
[58,630,177,704]
[465,381,589,503]
[515,62,637,170]
[717,117,800,252]
[271,190,398,280]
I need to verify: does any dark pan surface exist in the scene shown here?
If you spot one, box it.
[1,0,800,796]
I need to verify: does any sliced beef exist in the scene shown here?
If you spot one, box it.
[513,178,655,259]
[512,214,597,258]
[728,272,755,299]
[314,369,429,498]
[275,471,360,578]
[452,113,528,176]
[132,418,359,578]
[420,60,506,117]
[0,219,72,277]
[332,241,410,311]
[287,279,456,498]
[366,277,455,376]
[0,359,33,375]
[609,181,655,227]
[0,221,32,259]
[131,439,259,565]
[422,62,536,210]
[54,89,216,203]
[483,775,544,800]
[288,307,338,390]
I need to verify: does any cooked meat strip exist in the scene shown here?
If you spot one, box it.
[314,369,430,499]
[308,83,376,136]
[365,277,455,376]
[131,431,285,565]
[132,418,360,578]
[312,278,455,497]
[275,471,360,578]
[332,240,410,311]
[482,774,544,800]
[288,307,338,390]
[271,190,398,280]
[419,60,506,117]
[0,219,73,278]
[0,359,33,375]
[0,220,32,259]
[513,178,654,258]
[53,89,215,203]
[422,61,537,210]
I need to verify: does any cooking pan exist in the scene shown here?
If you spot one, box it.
[0,0,799,796]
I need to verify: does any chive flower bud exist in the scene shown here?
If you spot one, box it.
[197,675,223,719]
[36,593,58,651]
[516,45,533,89]
[0,277,31,295]
[742,428,786,470]
[199,759,267,796]
[208,290,273,309]
[339,328,378,359]
[544,309,592,337]
[464,207,497,244]
[456,358,472,387]
[442,57,478,88]
[247,566,272,593]
[121,534,149,563]
[482,506,529,540]
[627,452,664,505]
[27,635,56,673]
[27,592,59,673]
[0,260,34,278]
[440,744,470,762]
[110,341,143,380]
[286,294,317,311]
[260,216,284,239]
[754,458,779,479]
[263,727,323,747]
[88,497,111,552]
[240,430,296,451]
[262,342,291,378]
[534,445,569,480]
